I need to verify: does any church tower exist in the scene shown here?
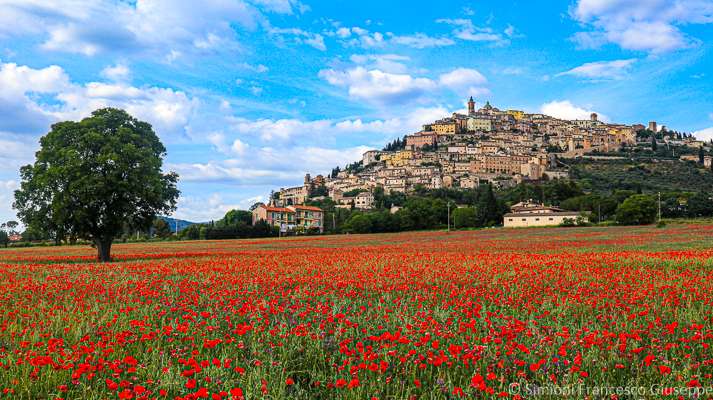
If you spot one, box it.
[467,96,475,115]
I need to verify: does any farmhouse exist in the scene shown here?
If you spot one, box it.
[503,200,586,228]
[252,204,325,233]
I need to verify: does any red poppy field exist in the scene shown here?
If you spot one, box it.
[2,224,713,399]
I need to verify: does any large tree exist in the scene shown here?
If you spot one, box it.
[615,194,657,225]
[219,209,253,226]
[14,108,179,262]
[0,229,8,248]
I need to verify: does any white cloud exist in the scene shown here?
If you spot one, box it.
[693,127,713,142]
[319,66,437,105]
[304,35,326,51]
[540,100,608,121]
[0,62,70,93]
[231,118,332,141]
[389,33,455,48]
[436,18,510,46]
[0,62,71,134]
[328,25,464,49]
[0,180,18,191]
[169,161,294,183]
[501,67,524,75]
[349,54,411,74]
[504,24,516,38]
[240,62,269,73]
[170,145,370,185]
[248,0,305,14]
[571,0,713,53]
[345,27,385,48]
[438,68,488,95]
[0,0,266,57]
[207,132,249,156]
[557,59,636,80]
[174,193,252,222]
[0,179,20,224]
[0,133,39,167]
[226,106,448,145]
[0,61,198,139]
[320,65,489,105]
[335,27,351,38]
[61,83,197,136]
[330,26,395,49]
[231,139,249,155]
[270,27,326,50]
[101,63,131,81]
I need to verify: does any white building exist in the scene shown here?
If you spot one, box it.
[354,192,375,209]
[503,200,586,228]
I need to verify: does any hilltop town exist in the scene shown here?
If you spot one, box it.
[270,98,703,212]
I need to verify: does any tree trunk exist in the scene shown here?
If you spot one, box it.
[96,238,113,262]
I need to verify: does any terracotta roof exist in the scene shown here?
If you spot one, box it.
[260,205,294,213]
[504,211,583,217]
[511,206,564,213]
[290,205,323,212]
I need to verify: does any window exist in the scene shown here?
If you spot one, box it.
[508,218,513,222]
[549,217,553,221]
[522,218,526,221]
[535,218,540,221]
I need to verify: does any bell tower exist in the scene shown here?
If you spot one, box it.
[467,96,475,115]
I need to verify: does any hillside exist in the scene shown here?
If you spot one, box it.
[160,217,196,232]
[567,157,713,194]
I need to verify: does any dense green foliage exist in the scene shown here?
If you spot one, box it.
[152,218,172,238]
[13,108,179,261]
[500,179,584,206]
[569,157,713,194]
[177,210,278,241]
[382,136,407,151]
[616,194,658,225]
[452,207,477,228]
[341,184,506,233]
[0,220,18,247]
[219,210,253,226]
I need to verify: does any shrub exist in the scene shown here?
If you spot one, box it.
[615,194,658,225]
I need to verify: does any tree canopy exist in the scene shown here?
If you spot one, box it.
[13,108,179,261]
[615,194,658,225]
[0,230,8,248]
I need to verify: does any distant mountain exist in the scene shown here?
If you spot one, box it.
[160,216,196,232]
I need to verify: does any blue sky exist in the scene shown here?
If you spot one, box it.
[0,0,712,222]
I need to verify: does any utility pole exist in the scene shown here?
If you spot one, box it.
[447,201,451,233]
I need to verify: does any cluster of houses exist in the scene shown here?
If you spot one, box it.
[251,98,702,232]
[270,98,649,209]
[250,196,589,233]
